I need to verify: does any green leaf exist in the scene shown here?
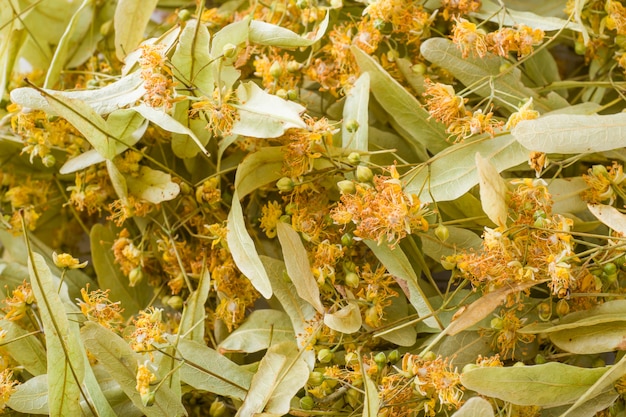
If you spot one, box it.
[0,319,46,376]
[236,342,309,416]
[475,152,508,227]
[362,365,380,417]
[89,224,152,319]
[233,82,306,138]
[351,46,448,155]
[451,397,494,417]
[6,374,49,414]
[114,0,159,61]
[234,147,285,199]
[512,113,626,154]
[421,226,482,261]
[126,166,180,204]
[342,72,369,158]
[323,302,362,334]
[420,37,567,113]
[175,337,253,400]
[365,241,440,329]
[542,391,618,417]
[550,178,588,214]
[461,363,609,407]
[218,310,295,354]
[227,190,273,299]
[211,17,250,58]
[472,0,584,32]
[248,12,328,47]
[81,322,186,417]
[276,222,324,314]
[549,322,626,354]
[179,268,211,342]
[171,19,214,93]
[27,252,84,417]
[260,256,317,349]
[371,292,417,347]
[403,135,529,203]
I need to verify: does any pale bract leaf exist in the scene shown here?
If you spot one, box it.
[227,190,273,298]
[114,0,159,61]
[472,0,584,32]
[342,72,369,158]
[211,17,250,57]
[179,268,211,342]
[323,302,362,334]
[362,368,380,417]
[404,135,529,203]
[232,82,306,138]
[126,166,180,204]
[218,310,295,353]
[512,113,626,154]
[351,46,448,155]
[475,152,508,227]
[171,19,214,93]
[461,363,608,407]
[0,319,46,376]
[549,322,626,354]
[174,337,253,400]
[234,147,285,198]
[6,374,49,414]
[372,293,417,347]
[249,12,328,47]
[421,226,483,261]
[451,397,495,417]
[365,241,440,329]
[276,222,324,314]
[588,204,626,235]
[549,177,588,214]
[236,342,308,416]
[27,252,84,417]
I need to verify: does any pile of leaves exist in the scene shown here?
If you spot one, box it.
[2,0,626,416]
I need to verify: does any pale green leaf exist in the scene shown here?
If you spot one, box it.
[81,322,186,417]
[211,17,250,58]
[171,104,211,159]
[371,292,417,347]
[461,363,608,407]
[248,12,328,47]
[6,374,49,414]
[512,113,626,154]
[588,203,626,234]
[218,310,295,353]
[81,349,118,417]
[236,342,308,416]
[403,135,529,203]
[342,72,369,158]
[420,38,566,113]
[543,391,618,417]
[175,337,252,400]
[421,226,482,261]
[323,302,362,334]
[27,252,83,417]
[365,241,440,329]
[550,322,626,354]
[362,368,380,417]
[0,319,46,376]
[276,222,324,314]
[89,224,152,319]
[171,19,214,93]
[179,268,211,342]
[451,397,494,417]
[44,0,93,89]
[114,0,159,61]
[476,152,508,227]
[132,104,209,157]
[227,190,273,298]
[234,147,285,198]
[260,256,317,349]
[126,166,180,204]
[472,0,584,32]
[549,177,588,214]
[351,46,448,155]
[233,82,306,138]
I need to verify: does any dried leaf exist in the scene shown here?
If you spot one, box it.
[475,152,508,227]
[227,190,273,299]
[276,222,324,314]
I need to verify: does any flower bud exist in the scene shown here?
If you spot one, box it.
[276,88,288,99]
[592,164,608,177]
[537,302,551,321]
[276,177,295,192]
[341,233,354,247]
[129,267,144,287]
[222,43,237,59]
[412,63,426,75]
[374,351,387,366]
[556,299,570,317]
[178,9,192,22]
[347,152,361,165]
[209,399,227,417]
[344,271,359,288]
[490,317,504,330]
[345,119,359,133]
[270,61,283,78]
[42,154,56,168]
[317,348,334,364]
[308,371,324,386]
[434,224,449,242]
[299,395,314,410]
[356,165,373,182]
[167,295,184,310]
[345,352,358,367]
[337,179,355,195]
[345,388,360,409]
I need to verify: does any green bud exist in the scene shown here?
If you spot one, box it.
[345,351,359,367]
[345,119,359,133]
[462,363,479,373]
[100,20,113,37]
[421,351,436,361]
[42,154,56,168]
[490,317,504,330]
[308,371,324,386]
[178,9,192,22]
[276,177,295,192]
[345,388,360,409]
[345,271,360,288]
[356,165,374,182]
[270,61,283,78]
[337,179,355,194]
[412,63,426,75]
[276,89,288,99]
[535,353,546,364]
[513,361,526,367]
[574,39,586,55]
[374,351,387,366]
[129,267,144,287]
[222,43,237,59]
[167,295,184,310]
[347,152,361,165]
[287,89,298,100]
[592,164,608,177]
[296,0,309,9]
[341,233,354,247]
[317,348,334,364]
[556,299,570,317]
[279,214,291,224]
[603,262,617,275]
[299,395,315,410]
[287,61,301,72]
[388,350,399,363]
[537,302,552,321]
[434,224,449,242]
